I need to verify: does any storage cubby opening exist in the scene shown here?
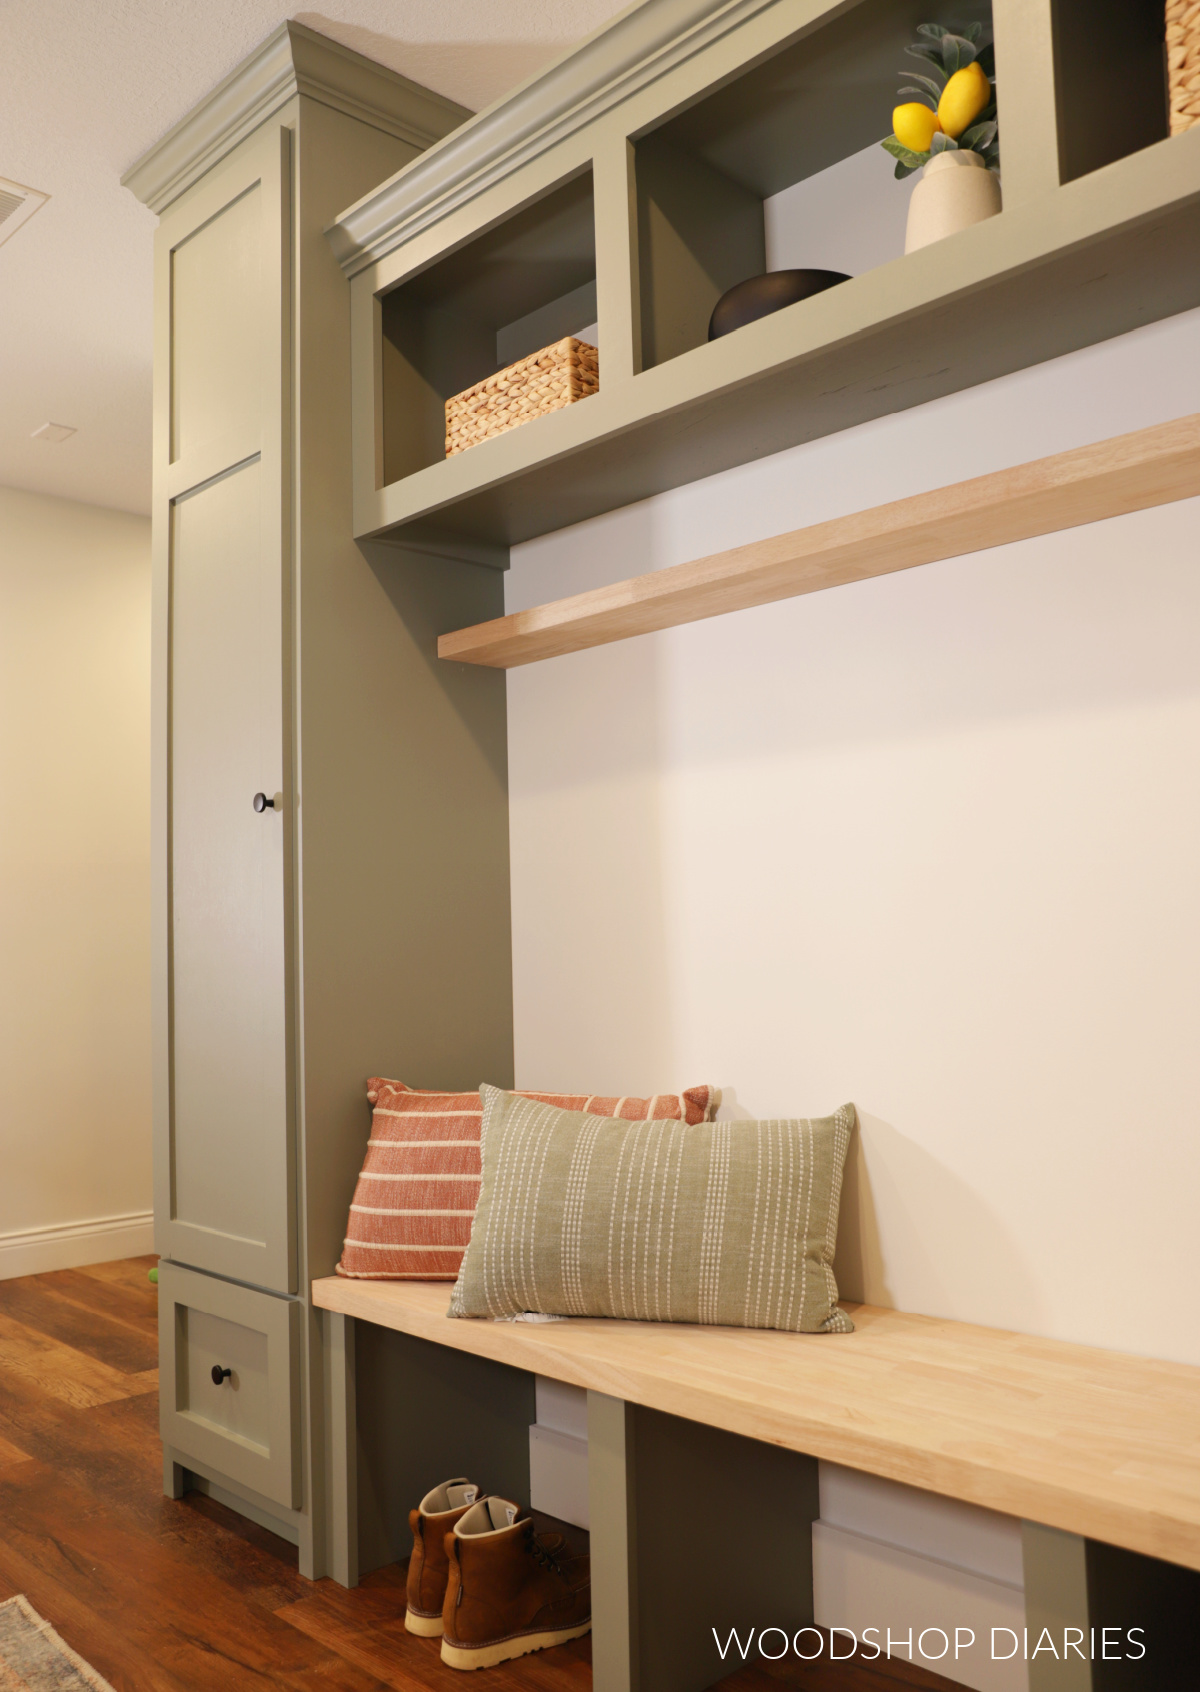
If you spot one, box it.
[379,169,597,485]
[634,0,992,369]
[1052,0,1169,184]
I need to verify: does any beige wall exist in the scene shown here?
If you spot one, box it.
[0,485,152,1275]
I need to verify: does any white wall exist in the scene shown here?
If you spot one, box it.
[507,305,1200,1371]
[0,486,153,1276]
[507,252,1200,1659]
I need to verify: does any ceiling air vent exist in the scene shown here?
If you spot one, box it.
[0,177,49,248]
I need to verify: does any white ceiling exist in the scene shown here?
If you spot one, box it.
[0,1,630,516]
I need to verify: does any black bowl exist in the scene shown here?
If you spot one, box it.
[708,269,852,340]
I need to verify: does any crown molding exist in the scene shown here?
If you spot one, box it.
[122,20,472,215]
[326,0,786,278]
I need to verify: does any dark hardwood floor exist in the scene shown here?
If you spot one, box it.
[0,1258,964,1691]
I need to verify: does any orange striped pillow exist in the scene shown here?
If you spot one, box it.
[336,1079,720,1280]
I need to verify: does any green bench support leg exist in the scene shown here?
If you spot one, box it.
[327,1311,359,1589]
[588,1393,640,1692]
[1022,1521,1199,1690]
[1023,1523,1095,1692]
[588,1392,819,1692]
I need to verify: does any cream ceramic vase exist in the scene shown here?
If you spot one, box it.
[905,149,1002,253]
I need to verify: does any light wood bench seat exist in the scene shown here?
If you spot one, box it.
[313,1276,1200,1692]
[313,1277,1200,1572]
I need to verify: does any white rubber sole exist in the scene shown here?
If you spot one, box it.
[440,1619,591,1670]
[404,1608,444,1637]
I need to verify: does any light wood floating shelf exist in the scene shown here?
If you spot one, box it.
[313,1276,1200,1572]
[438,414,1200,667]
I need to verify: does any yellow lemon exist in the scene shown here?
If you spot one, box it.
[937,62,992,139]
[893,102,942,152]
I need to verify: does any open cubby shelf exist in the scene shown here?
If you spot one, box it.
[634,0,994,368]
[1053,0,1171,183]
[435,414,1200,666]
[380,168,597,483]
[334,0,1195,561]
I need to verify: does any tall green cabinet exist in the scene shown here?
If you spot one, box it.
[123,22,514,1578]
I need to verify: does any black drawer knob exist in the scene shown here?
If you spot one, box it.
[253,792,275,812]
[211,1366,232,1385]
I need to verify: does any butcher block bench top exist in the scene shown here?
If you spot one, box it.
[312,1276,1200,1573]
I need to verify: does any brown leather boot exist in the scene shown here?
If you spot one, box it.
[440,1497,591,1670]
[405,1478,483,1635]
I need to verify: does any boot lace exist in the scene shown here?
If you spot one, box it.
[523,1525,565,1576]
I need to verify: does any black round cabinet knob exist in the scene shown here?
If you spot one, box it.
[708,269,851,341]
[211,1366,232,1385]
[252,792,275,812]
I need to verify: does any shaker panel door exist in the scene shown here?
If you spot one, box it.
[153,128,293,1292]
[169,460,291,1289]
[170,182,264,466]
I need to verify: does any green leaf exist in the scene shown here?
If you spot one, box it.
[962,22,983,44]
[929,131,959,154]
[977,42,996,78]
[905,42,948,78]
[960,119,998,150]
[897,88,938,108]
[941,31,980,75]
[916,23,947,42]
[882,136,930,169]
[895,159,921,179]
[900,72,945,101]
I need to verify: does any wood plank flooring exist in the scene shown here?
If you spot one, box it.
[0,1258,965,1692]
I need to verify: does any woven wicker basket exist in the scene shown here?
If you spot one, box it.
[1168,0,1200,134]
[445,337,599,457]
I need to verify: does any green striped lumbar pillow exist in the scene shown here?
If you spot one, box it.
[448,1086,855,1334]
